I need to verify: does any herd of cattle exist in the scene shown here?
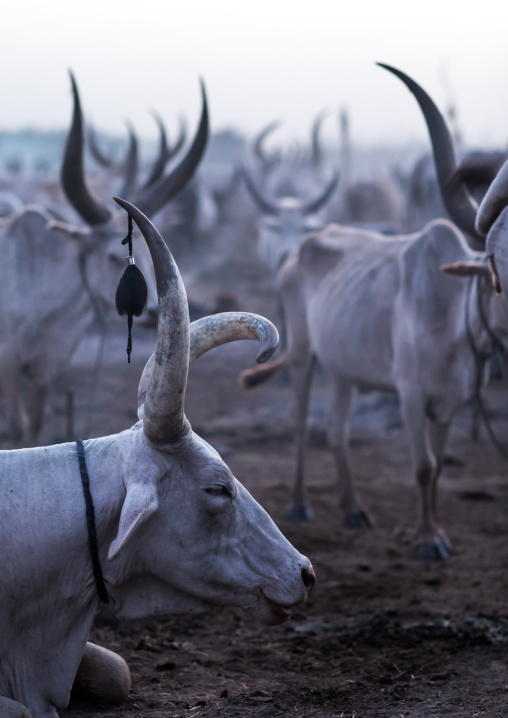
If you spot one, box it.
[1,62,508,717]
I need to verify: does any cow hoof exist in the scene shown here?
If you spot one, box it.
[0,696,33,718]
[345,510,374,529]
[437,529,452,552]
[415,541,448,560]
[74,642,131,704]
[288,506,313,521]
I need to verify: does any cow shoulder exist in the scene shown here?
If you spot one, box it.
[297,225,346,279]
[399,219,470,319]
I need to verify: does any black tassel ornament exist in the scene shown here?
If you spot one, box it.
[115,214,148,362]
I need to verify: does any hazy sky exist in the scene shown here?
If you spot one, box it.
[2,0,508,149]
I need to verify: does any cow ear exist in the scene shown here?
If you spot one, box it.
[47,219,91,240]
[108,481,159,560]
[440,261,492,279]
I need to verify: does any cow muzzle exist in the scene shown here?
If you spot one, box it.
[254,564,316,626]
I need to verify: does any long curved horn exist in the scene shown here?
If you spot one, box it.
[61,72,112,226]
[118,122,139,200]
[134,80,209,218]
[241,166,278,214]
[141,110,169,190]
[137,312,279,416]
[88,124,114,168]
[377,63,481,242]
[166,115,187,162]
[311,110,329,169]
[114,196,189,446]
[477,160,508,236]
[303,171,340,214]
[253,120,282,168]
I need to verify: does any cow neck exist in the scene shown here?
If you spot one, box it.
[75,439,110,603]
[78,248,107,327]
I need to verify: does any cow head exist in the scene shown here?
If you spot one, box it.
[104,198,315,625]
[378,63,508,301]
[242,167,339,274]
[58,73,208,321]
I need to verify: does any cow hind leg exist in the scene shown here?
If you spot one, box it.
[288,354,316,520]
[73,642,131,704]
[328,380,373,528]
[0,696,33,718]
[402,391,451,559]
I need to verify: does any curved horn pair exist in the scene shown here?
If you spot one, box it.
[114,198,279,446]
[134,81,209,218]
[62,74,208,226]
[242,166,339,216]
[377,63,482,243]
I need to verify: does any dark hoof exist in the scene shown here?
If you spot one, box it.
[345,511,374,529]
[288,506,313,521]
[415,541,448,560]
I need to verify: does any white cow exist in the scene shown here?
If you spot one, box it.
[239,67,508,559]
[242,167,339,276]
[0,199,315,718]
[0,74,207,446]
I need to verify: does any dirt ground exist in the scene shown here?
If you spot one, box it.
[17,243,508,718]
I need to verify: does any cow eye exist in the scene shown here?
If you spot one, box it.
[205,485,232,499]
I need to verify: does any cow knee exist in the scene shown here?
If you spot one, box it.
[416,459,434,487]
[0,696,33,718]
[74,642,131,704]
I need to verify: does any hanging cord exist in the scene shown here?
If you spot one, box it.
[116,214,148,363]
[465,275,508,461]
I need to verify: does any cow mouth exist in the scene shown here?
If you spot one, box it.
[255,590,293,626]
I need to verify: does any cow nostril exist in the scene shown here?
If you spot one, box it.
[301,566,316,595]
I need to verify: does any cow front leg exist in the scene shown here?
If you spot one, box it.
[402,391,449,559]
[73,642,131,704]
[328,380,373,528]
[26,383,47,447]
[0,696,33,718]
[428,419,452,554]
[288,354,316,520]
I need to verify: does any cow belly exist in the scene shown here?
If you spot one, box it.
[307,276,396,391]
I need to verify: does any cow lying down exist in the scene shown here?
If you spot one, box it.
[0,200,315,718]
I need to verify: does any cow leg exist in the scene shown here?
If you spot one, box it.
[288,353,316,520]
[1,374,24,446]
[26,383,47,447]
[328,380,373,528]
[401,391,448,560]
[73,642,131,704]
[428,419,452,553]
[0,696,33,718]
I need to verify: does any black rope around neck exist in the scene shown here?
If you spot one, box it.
[76,439,109,603]
[465,276,508,462]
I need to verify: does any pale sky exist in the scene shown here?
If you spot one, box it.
[2,0,508,149]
